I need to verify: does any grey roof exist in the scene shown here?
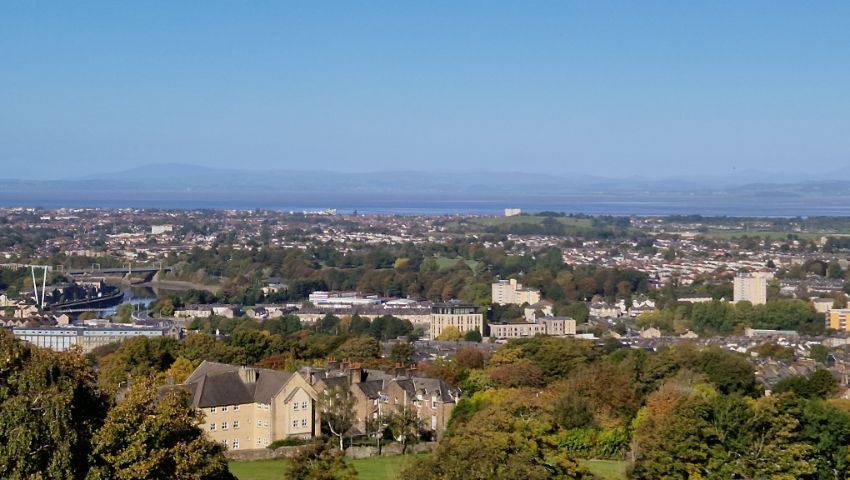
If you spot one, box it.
[182,361,293,408]
[355,380,385,400]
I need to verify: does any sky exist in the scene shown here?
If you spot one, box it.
[1,1,849,180]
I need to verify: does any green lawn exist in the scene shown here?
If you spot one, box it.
[579,459,630,480]
[434,256,483,274]
[229,455,413,480]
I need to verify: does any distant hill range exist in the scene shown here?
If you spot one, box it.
[1,162,848,197]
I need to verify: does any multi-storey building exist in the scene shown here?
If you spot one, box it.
[733,272,769,305]
[489,316,576,340]
[12,324,168,352]
[828,309,850,332]
[306,361,461,441]
[178,362,320,450]
[429,302,484,339]
[491,279,541,306]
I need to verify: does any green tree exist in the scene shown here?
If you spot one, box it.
[436,326,463,342]
[319,385,356,451]
[463,328,483,343]
[97,336,178,393]
[389,341,415,366]
[386,406,422,454]
[402,393,591,480]
[0,331,109,480]
[87,380,234,480]
[113,303,134,323]
[285,439,357,480]
[158,298,175,317]
[334,336,381,362]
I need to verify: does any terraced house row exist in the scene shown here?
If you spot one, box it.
[174,360,460,450]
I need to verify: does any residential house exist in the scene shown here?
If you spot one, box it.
[177,361,321,450]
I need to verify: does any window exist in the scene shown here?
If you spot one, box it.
[221,421,228,430]
[432,400,437,409]
[256,437,262,445]
[301,419,307,427]
[256,420,261,427]
[234,405,240,411]
[232,439,239,450]
[233,420,239,429]
[293,403,299,411]
[221,439,227,447]
[302,400,308,409]
[263,420,269,427]
[292,420,298,428]
[221,406,228,412]
[210,423,216,431]
[210,407,216,413]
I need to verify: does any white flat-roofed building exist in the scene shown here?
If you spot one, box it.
[491,279,541,306]
[489,316,576,340]
[12,325,167,352]
[308,291,381,308]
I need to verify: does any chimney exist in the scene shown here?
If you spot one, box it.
[327,357,339,370]
[349,362,363,384]
[238,366,259,384]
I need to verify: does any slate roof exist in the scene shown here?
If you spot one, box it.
[182,361,293,408]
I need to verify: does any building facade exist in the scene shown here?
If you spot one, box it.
[828,309,850,332]
[733,272,769,305]
[178,362,321,450]
[489,317,576,340]
[491,279,542,306]
[429,303,484,339]
[12,325,167,352]
[306,362,461,441]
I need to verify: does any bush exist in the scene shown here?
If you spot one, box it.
[267,437,308,449]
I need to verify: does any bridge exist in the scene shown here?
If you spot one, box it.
[47,290,125,312]
[67,267,171,276]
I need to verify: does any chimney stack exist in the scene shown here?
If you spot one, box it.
[349,362,363,384]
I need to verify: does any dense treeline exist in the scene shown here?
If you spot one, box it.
[637,298,825,335]
[404,337,849,480]
[93,314,417,392]
[0,330,233,480]
[158,243,650,313]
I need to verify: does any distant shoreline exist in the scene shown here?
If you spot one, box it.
[3,191,850,217]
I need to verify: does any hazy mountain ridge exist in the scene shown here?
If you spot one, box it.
[1,163,849,197]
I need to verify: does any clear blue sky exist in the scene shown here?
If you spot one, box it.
[2,1,849,179]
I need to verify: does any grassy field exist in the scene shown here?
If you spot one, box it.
[229,455,413,480]
[579,459,630,479]
[231,456,628,480]
[434,256,483,274]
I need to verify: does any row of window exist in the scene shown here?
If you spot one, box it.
[292,400,310,411]
[291,419,308,428]
[220,439,239,449]
[209,405,240,414]
[210,420,240,431]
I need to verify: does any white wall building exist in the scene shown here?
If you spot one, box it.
[734,272,769,305]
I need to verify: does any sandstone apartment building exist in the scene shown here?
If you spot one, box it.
[177,362,320,450]
[429,302,484,339]
[176,360,463,450]
[492,279,541,306]
[489,316,576,340]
